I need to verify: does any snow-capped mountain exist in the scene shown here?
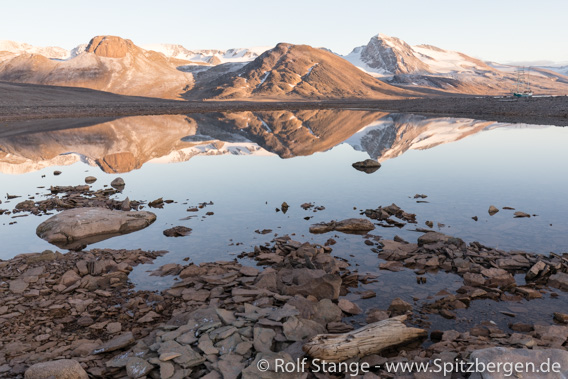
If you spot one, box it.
[344,33,568,96]
[344,33,492,77]
[187,43,416,100]
[0,40,70,61]
[141,43,269,65]
[538,65,568,76]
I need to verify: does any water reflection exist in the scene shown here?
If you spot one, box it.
[0,110,566,262]
[0,110,525,174]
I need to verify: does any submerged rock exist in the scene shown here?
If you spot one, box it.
[110,177,125,189]
[163,226,192,237]
[36,207,156,249]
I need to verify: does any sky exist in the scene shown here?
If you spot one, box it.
[2,0,567,64]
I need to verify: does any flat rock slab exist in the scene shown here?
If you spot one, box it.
[36,207,156,249]
[24,359,88,379]
[309,218,375,234]
[93,332,135,354]
[469,347,568,378]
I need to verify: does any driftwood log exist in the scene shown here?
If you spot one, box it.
[302,316,427,362]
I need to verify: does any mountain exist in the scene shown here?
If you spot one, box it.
[0,40,69,61]
[187,43,416,100]
[142,44,268,65]
[345,34,568,96]
[345,33,492,76]
[0,36,193,99]
[536,65,568,77]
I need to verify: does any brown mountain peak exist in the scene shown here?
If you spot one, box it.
[85,36,135,58]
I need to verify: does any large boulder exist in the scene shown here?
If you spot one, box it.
[36,208,156,249]
[24,359,88,379]
[469,347,568,378]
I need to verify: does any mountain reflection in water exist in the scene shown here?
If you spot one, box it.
[0,110,526,174]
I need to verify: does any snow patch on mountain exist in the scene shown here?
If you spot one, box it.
[0,40,70,61]
[142,44,269,65]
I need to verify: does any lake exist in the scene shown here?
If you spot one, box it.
[1,110,567,309]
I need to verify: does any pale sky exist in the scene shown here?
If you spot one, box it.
[2,0,567,64]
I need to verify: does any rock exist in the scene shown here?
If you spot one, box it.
[125,357,153,378]
[338,298,362,315]
[417,232,453,246]
[279,268,341,300]
[60,270,81,287]
[514,211,530,218]
[526,261,549,281]
[469,347,568,378]
[388,298,412,314]
[163,226,192,237]
[53,170,62,176]
[366,309,390,323]
[554,312,568,324]
[9,279,28,294]
[481,268,516,288]
[24,359,88,379]
[309,218,375,234]
[352,159,381,173]
[283,316,326,342]
[549,272,568,291]
[110,177,125,189]
[121,197,131,211]
[488,205,499,215]
[216,354,246,379]
[313,299,342,324]
[509,322,533,332]
[440,309,457,319]
[253,327,275,353]
[106,322,122,334]
[138,311,160,323]
[159,361,175,379]
[158,340,205,368]
[36,207,156,249]
[85,176,97,184]
[93,332,135,354]
[216,309,237,325]
[464,272,486,287]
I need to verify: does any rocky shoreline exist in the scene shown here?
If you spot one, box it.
[1,186,568,378]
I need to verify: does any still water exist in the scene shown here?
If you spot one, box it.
[0,110,567,300]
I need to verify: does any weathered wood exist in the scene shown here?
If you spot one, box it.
[302,315,427,362]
